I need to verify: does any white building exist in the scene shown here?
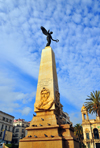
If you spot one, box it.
[12,119,30,144]
[0,111,14,143]
[81,104,100,148]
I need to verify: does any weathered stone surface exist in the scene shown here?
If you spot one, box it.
[34,46,59,112]
[19,46,79,148]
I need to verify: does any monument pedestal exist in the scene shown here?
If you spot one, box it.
[19,116,79,148]
[19,111,63,148]
[19,46,79,148]
[60,124,79,148]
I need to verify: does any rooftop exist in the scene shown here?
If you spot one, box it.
[0,110,14,118]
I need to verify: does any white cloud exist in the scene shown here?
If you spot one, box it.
[81,0,93,5]
[72,13,81,23]
[21,107,31,115]
[0,0,100,125]
[0,70,35,114]
[70,112,82,126]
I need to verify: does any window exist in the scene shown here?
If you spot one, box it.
[84,114,86,119]
[1,125,3,130]
[86,133,89,139]
[93,128,99,139]
[5,125,7,130]
[0,132,2,137]
[22,129,24,133]
[16,129,19,132]
[10,119,12,123]
[26,125,29,127]
[21,134,24,138]
[6,118,8,122]
[96,143,100,148]
[3,117,5,121]
[22,124,24,127]
[8,126,10,131]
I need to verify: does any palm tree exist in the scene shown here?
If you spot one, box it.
[85,91,100,116]
[74,124,84,148]
[74,124,83,141]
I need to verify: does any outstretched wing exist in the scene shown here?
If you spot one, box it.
[41,26,48,35]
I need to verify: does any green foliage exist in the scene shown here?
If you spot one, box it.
[79,142,86,148]
[74,124,83,141]
[5,143,18,148]
[74,124,86,148]
[85,90,100,116]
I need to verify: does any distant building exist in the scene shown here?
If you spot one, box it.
[12,119,30,144]
[81,104,100,148]
[62,111,71,124]
[0,110,14,143]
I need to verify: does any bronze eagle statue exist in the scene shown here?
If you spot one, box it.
[41,26,59,47]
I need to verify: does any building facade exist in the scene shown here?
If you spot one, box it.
[0,111,14,143]
[62,111,71,124]
[81,104,100,148]
[12,119,30,144]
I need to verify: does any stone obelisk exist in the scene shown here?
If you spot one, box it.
[34,46,59,112]
[19,46,79,148]
[19,46,63,148]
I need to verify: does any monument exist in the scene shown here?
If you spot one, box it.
[19,27,79,148]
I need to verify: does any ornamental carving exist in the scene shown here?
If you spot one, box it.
[35,87,54,110]
[55,91,63,115]
[55,91,63,107]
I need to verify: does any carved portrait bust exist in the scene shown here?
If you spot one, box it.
[35,87,54,110]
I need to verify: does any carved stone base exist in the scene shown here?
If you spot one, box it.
[19,111,63,148]
[19,111,79,148]
[60,124,79,148]
[19,137,63,148]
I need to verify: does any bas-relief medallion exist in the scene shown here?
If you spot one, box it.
[35,87,54,110]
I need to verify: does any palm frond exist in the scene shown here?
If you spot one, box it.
[85,90,100,116]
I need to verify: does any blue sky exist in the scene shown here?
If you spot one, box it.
[0,0,100,125]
